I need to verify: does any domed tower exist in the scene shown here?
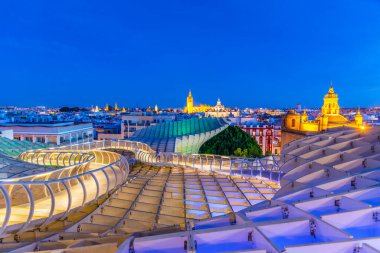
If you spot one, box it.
[283,110,301,130]
[321,85,340,115]
[355,108,363,127]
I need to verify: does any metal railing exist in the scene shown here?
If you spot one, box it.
[0,149,128,237]
[66,140,284,181]
[0,139,286,238]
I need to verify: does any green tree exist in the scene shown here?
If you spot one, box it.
[199,126,263,158]
[234,148,242,156]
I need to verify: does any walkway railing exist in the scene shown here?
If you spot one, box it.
[19,150,95,168]
[62,140,284,181]
[0,139,284,238]
[0,149,129,237]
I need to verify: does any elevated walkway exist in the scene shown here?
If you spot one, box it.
[0,138,282,252]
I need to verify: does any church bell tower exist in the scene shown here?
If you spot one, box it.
[186,90,194,114]
[321,85,340,115]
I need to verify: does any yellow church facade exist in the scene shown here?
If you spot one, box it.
[283,86,363,133]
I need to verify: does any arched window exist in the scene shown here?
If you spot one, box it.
[291,119,296,127]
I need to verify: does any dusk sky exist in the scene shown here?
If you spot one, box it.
[1,1,380,108]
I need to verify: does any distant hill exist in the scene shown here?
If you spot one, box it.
[199,126,263,158]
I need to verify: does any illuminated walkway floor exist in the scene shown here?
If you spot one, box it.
[114,128,380,253]
[1,163,278,252]
[8,128,380,252]
[86,163,278,233]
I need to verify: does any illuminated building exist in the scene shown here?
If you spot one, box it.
[0,122,93,145]
[264,109,287,116]
[114,102,119,111]
[240,124,282,155]
[205,98,240,118]
[184,90,212,114]
[215,98,224,111]
[283,85,364,133]
[184,91,239,117]
[185,90,194,113]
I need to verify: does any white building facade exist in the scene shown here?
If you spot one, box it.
[0,122,93,145]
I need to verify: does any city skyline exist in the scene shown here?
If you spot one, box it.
[1,1,380,108]
[2,2,380,253]
[0,85,376,110]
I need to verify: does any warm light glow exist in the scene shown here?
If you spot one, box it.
[284,85,364,132]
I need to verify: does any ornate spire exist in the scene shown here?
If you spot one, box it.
[188,89,192,98]
[328,81,335,94]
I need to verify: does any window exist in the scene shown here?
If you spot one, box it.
[291,119,296,127]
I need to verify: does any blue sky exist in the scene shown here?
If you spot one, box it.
[1,0,380,108]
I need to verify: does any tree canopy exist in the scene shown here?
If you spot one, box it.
[199,126,263,158]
